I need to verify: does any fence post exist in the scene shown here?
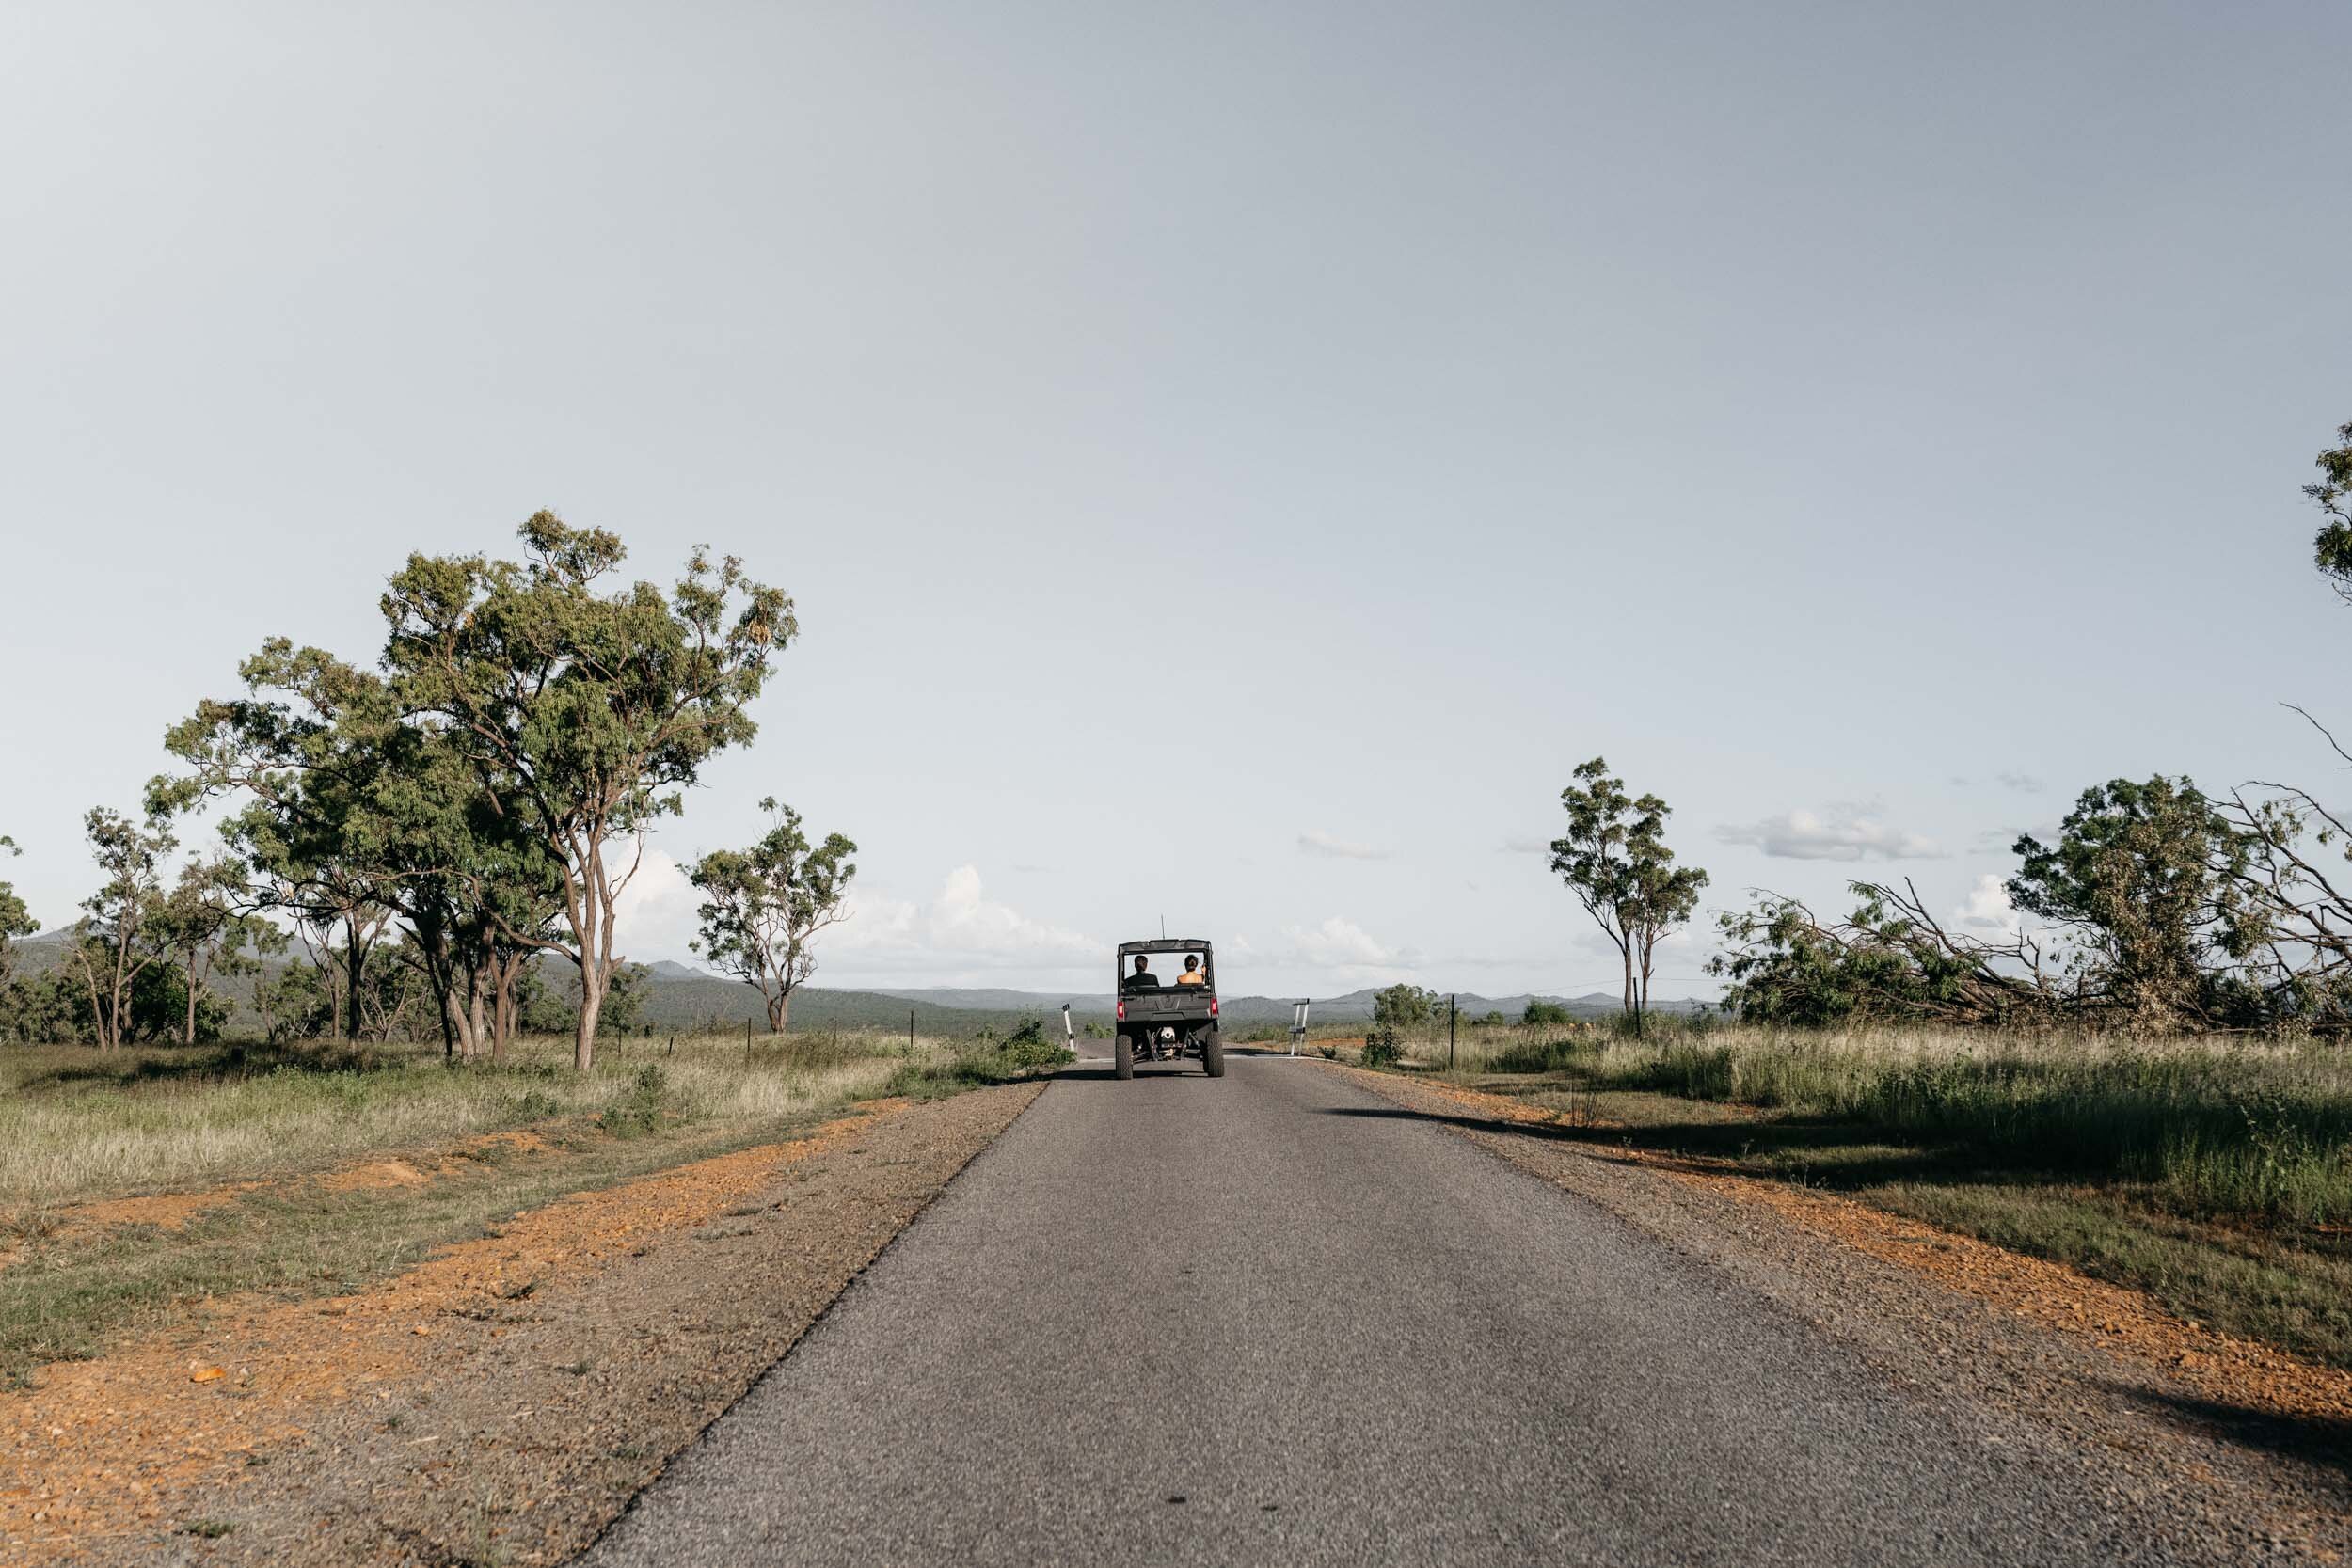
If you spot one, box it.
[908,1008,914,1057]
[1449,994,1456,1069]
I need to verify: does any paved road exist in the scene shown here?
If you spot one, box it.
[581,1049,2173,1567]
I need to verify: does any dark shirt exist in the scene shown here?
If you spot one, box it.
[1123,968,1160,991]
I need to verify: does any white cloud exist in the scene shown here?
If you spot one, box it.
[1228,916,1418,986]
[611,853,1101,985]
[1994,771,2044,793]
[1499,835,1551,855]
[611,846,705,962]
[1298,830,1389,861]
[824,865,1097,980]
[1952,874,2021,934]
[1714,803,1943,862]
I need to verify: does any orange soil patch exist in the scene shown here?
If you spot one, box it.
[63,1187,260,1232]
[318,1160,429,1193]
[0,1099,912,1561]
[1339,1066,2352,1430]
[18,1130,567,1255]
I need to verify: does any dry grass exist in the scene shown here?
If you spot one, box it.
[0,1029,1063,1385]
[0,1029,968,1212]
[1342,1017,2352,1368]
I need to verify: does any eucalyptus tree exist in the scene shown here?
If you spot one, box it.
[2010,776,2258,1028]
[383,513,792,1069]
[152,852,276,1046]
[1549,757,1709,1025]
[690,799,856,1032]
[64,806,176,1049]
[160,640,559,1057]
[2307,420,2352,601]
[0,836,35,990]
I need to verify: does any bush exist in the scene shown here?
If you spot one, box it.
[1360,1027,1403,1069]
[596,1063,670,1138]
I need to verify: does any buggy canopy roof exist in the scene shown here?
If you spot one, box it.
[1117,939,1215,957]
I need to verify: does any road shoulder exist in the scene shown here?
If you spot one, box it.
[1309,1059,2352,1561]
[3,1083,1044,1568]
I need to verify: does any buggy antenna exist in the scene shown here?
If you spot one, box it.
[1160,914,1165,938]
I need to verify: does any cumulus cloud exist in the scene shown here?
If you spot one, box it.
[827,865,1096,976]
[1951,873,2020,933]
[1227,916,1418,985]
[1714,802,1943,862]
[1298,830,1389,861]
[609,853,1097,983]
[610,847,705,961]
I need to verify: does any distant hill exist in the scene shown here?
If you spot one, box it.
[4,929,1703,1038]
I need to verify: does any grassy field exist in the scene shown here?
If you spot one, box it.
[0,1029,1067,1384]
[1343,1018,2352,1370]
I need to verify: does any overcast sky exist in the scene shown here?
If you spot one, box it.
[4,1,2349,1000]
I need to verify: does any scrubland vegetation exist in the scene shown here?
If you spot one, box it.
[0,1026,1068,1382]
[1347,1016,2352,1367]
[0,1027,1047,1211]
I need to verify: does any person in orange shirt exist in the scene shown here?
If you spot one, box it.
[1175,955,1208,987]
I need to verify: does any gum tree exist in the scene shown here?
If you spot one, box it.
[64,806,176,1049]
[689,798,856,1033]
[163,639,564,1057]
[0,837,36,990]
[384,513,792,1069]
[1549,757,1708,1026]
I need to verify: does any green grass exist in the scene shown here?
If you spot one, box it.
[1351,1019,2352,1369]
[0,1028,1005,1210]
[0,1028,1067,1384]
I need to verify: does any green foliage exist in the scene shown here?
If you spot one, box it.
[596,1063,672,1138]
[1549,758,1708,1017]
[1709,882,2052,1029]
[60,805,179,1049]
[382,513,792,1068]
[1520,998,1573,1026]
[2010,775,2259,1028]
[1359,1026,1403,1069]
[0,836,36,989]
[2308,419,2352,602]
[1370,984,1438,1029]
[690,797,857,1033]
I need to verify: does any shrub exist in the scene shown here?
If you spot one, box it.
[1360,1027,1403,1069]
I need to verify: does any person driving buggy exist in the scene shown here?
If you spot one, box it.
[1123,954,1159,991]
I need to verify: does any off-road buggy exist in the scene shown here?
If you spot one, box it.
[1113,938,1225,1080]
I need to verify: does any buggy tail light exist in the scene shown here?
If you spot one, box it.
[1209,997,1219,1017]
[1116,1000,1125,1022]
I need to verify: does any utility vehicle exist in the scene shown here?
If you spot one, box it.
[1113,938,1224,1079]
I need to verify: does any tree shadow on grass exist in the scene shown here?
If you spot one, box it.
[16,1041,384,1094]
[1318,1101,2076,1194]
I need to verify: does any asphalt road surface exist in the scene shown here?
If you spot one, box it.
[580,1048,2197,1567]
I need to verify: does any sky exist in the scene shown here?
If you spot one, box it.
[3,1,2349,1001]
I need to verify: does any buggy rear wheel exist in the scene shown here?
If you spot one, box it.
[1202,1031,1225,1077]
[1114,1032,1134,1080]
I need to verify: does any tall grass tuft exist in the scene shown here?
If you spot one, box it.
[1380,1018,2352,1227]
[0,1028,992,1209]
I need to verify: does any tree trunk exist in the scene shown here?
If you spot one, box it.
[344,920,368,1043]
[467,983,488,1063]
[767,987,789,1034]
[574,962,603,1071]
[183,953,199,1046]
